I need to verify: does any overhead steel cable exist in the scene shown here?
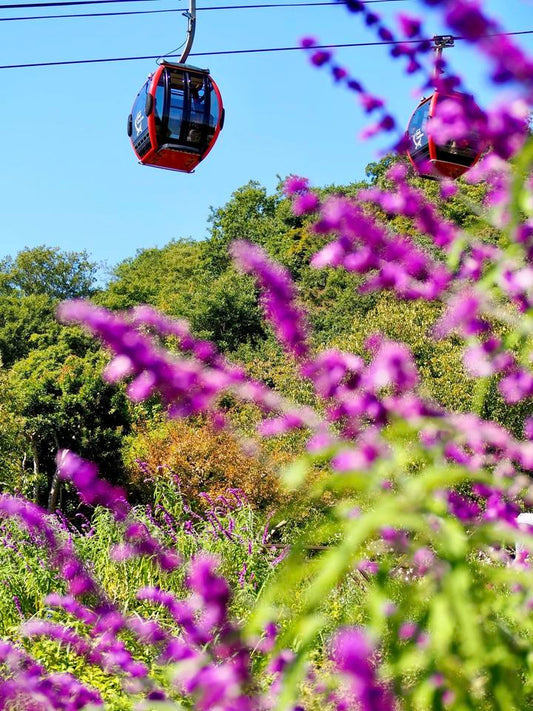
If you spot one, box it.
[0,0,405,19]
[0,0,402,8]
[1,30,532,70]
[0,0,158,7]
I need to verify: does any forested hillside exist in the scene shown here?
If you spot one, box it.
[1,156,527,516]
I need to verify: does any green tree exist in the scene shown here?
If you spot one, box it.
[0,245,98,300]
[0,246,99,368]
[0,293,59,368]
[99,239,203,317]
[4,337,131,509]
[101,239,266,353]
[202,181,291,277]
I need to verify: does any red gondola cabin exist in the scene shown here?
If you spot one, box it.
[127,61,224,173]
[406,91,482,180]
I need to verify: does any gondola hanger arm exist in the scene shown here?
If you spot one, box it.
[179,0,196,63]
[432,34,454,82]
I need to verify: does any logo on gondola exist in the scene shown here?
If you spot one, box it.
[134,111,144,136]
[412,128,424,149]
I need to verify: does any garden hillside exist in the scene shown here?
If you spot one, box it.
[1,0,533,705]
[0,156,526,513]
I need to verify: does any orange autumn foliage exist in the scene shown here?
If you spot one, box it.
[124,418,283,509]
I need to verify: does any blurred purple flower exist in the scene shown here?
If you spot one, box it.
[231,240,310,360]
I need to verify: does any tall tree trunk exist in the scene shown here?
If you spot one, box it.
[47,470,61,512]
[47,433,61,512]
[29,434,40,503]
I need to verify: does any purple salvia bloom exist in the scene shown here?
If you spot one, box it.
[45,594,98,627]
[258,407,319,437]
[271,546,290,567]
[123,521,181,572]
[238,562,247,588]
[357,560,378,575]
[499,264,533,312]
[398,622,418,641]
[293,191,320,216]
[231,240,311,360]
[499,369,533,405]
[413,547,435,577]
[381,527,409,551]
[57,450,130,522]
[462,340,515,378]
[310,192,451,300]
[332,432,384,473]
[397,13,422,38]
[22,620,96,663]
[484,490,520,527]
[284,175,311,195]
[302,349,364,399]
[126,616,168,645]
[447,490,481,523]
[434,289,489,339]
[58,300,243,420]
[362,339,419,394]
[331,627,395,711]
[0,495,101,600]
[0,643,103,711]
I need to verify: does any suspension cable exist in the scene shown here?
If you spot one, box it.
[0,0,406,21]
[0,31,532,70]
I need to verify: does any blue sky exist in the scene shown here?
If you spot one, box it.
[1,0,532,276]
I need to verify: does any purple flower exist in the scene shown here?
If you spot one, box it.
[397,13,422,38]
[332,433,384,473]
[445,0,495,40]
[331,628,395,711]
[413,547,435,576]
[293,191,320,216]
[231,240,310,360]
[362,339,419,393]
[311,50,331,67]
[434,290,489,339]
[284,175,310,195]
[57,450,130,522]
[398,622,418,641]
[358,560,378,575]
[300,36,317,49]
[499,369,533,404]
[447,490,481,523]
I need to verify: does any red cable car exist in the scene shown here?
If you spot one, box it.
[127,61,224,173]
[406,91,482,179]
[406,36,482,180]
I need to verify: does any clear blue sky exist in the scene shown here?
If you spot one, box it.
[1,0,532,276]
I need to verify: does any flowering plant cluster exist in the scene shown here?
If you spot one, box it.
[1,0,533,709]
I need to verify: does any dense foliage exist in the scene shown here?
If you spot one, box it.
[1,0,533,709]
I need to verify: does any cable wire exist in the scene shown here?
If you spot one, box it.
[0,0,159,7]
[0,0,405,20]
[0,0,401,9]
[1,31,532,70]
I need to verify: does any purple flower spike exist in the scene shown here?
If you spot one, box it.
[397,13,422,38]
[284,175,310,196]
[434,290,489,339]
[362,339,419,394]
[447,490,481,524]
[311,51,331,67]
[57,450,130,522]
[413,547,435,577]
[300,36,317,49]
[331,627,395,711]
[231,240,310,361]
[293,192,320,216]
[398,622,418,641]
